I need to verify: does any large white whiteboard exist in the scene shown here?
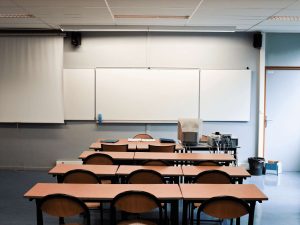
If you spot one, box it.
[200,70,251,121]
[63,69,95,120]
[96,68,199,122]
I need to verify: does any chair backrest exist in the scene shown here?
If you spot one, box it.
[102,144,128,152]
[194,170,232,184]
[142,160,171,166]
[197,161,221,166]
[133,133,154,139]
[127,169,165,184]
[37,194,90,225]
[62,169,100,184]
[197,196,250,225]
[83,153,114,165]
[149,144,175,153]
[113,191,161,214]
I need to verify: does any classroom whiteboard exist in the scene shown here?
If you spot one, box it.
[200,70,251,121]
[63,69,95,120]
[96,68,199,122]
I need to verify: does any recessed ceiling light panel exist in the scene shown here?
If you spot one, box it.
[269,16,300,21]
[0,14,35,18]
[114,15,189,19]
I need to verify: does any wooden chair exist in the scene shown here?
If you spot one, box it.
[196,196,251,225]
[196,161,222,166]
[142,160,171,166]
[83,153,114,165]
[191,170,233,225]
[83,153,114,184]
[102,144,128,152]
[112,190,163,225]
[62,169,100,184]
[127,170,167,223]
[133,133,154,139]
[193,170,232,184]
[37,193,90,225]
[127,169,165,184]
[149,145,175,153]
[62,169,103,223]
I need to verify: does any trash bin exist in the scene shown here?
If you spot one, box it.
[248,157,265,175]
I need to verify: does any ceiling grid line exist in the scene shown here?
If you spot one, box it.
[185,0,205,25]
[247,0,300,31]
[103,0,116,25]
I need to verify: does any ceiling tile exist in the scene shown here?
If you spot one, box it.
[0,0,17,7]
[0,6,27,14]
[107,0,200,8]
[111,7,193,16]
[115,18,187,26]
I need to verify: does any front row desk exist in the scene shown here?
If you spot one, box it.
[25,183,267,225]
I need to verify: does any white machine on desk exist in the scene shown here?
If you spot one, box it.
[178,118,203,146]
[207,132,238,153]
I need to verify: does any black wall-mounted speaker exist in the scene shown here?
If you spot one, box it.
[71,32,81,47]
[253,32,262,49]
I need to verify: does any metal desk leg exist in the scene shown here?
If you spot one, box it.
[171,200,179,225]
[249,201,256,225]
[182,200,188,225]
[35,200,42,225]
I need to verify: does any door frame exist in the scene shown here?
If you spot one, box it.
[263,66,300,157]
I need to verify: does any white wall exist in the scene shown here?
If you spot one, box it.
[0,32,259,169]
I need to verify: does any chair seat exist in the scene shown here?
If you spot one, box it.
[118,219,157,225]
[85,202,101,209]
[193,202,201,208]
[101,179,112,184]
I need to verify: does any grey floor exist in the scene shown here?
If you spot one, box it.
[0,170,299,225]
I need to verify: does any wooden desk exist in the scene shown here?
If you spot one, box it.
[90,138,183,151]
[181,166,251,184]
[79,151,134,162]
[49,164,119,182]
[134,152,235,164]
[185,142,240,165]
[90,139,137,150]
[180,184,268,225]
[116,165,183,183]
[24,183,182,225]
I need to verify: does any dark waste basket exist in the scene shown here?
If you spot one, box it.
[248,157,265,175]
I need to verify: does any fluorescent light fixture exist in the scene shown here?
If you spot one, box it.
[148,26,236,32]
[60,25,148,32]
[269,16,300,21]
[0,14,35,18]
[60,25,235,33]
[114,15,189,20]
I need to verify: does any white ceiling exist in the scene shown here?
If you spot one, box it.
[1,0,300,32]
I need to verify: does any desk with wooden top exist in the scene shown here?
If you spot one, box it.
[180,184,268,225]
[90,138,183,151]
[49,164,119,182]
[134,152,235,165]
[24,183,182,225]
[184,142,240,164]
[79,151,135,164]
[181,165,251,184]
[116,165,183,183]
